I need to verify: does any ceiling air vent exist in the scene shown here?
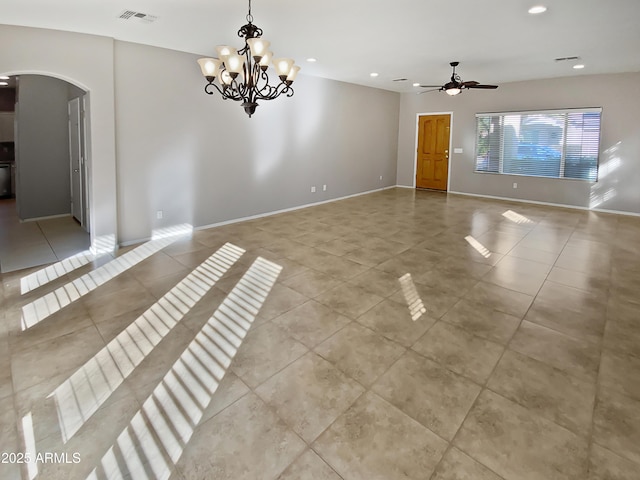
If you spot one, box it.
[554,56,580,62]
[118,10,158,23]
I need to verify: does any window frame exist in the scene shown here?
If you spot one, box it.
[474,107,602,182]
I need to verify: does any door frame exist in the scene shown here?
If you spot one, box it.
[412,111,454,190]
[68,96,85,227]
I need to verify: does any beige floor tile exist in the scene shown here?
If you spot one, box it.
[431,447,504,480]
[372,350,481,440]
[256,352,364,442]
[588,444,640,480]
[599,350,640,401]
[524,300,606,344]
[389,280,461,319]
[412,321,504,384]
[85,286,157,324]
[277,449,342,480]
[10,323,105,393]
[8,300,94,351]
[34,398,143,480]
[593,391,640,465]
[506,244,559,265]
[281,269,344,298]
[272,300,351,348]
[176,392,306,480]
[231,323,308,388]
[375,249,441,277]
[482,264,547,296]
[546,266,609,293]
[314,322,406,387]
[412,268,479,296]
[463,281,533,318]
[343,246,395,267]
[347,268,403,297]
[488,349,596,436]
[0,396,19,460]
[256,283,309,321]
[316,238,360,256]
[442,299,521,344]
[3,190,640,479]
[315,284,383,320]
[356,298,436,347]
[313,391,448,480]
[603,308,640,359]
[536,281,608,315]
[509,321,600,382]
[200,371,250,424]
[454,390,589,480]
[129,251,190,284]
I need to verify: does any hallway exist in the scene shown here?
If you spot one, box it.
[0,199,90,273]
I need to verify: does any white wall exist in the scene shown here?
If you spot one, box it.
[0,24,117,243]
[2,25,400,246]
[397,72,640,215]
[16,75,71,219]
[114,41,400,243]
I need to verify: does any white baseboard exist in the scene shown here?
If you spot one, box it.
[119,186,397,247]
[21,213,71,223]
[448,190,640,217]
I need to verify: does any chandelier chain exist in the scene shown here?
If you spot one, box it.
[246,0,253,23]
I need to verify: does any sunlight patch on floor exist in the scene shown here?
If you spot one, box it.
[86,256,282,480]
[50,243,245,444]
[20,225,192,330]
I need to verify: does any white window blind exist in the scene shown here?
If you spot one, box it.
[475,108,602,181]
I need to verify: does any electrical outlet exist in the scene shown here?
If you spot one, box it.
[323,185,327,191]
[311,186,316,193]
[513,183,518,189]
[379,175,383,180]
[156,210,163,219]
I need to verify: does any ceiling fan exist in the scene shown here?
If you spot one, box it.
[418,61,498,95]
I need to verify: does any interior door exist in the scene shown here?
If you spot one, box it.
[416,114,451,190]
[68,97,83,224]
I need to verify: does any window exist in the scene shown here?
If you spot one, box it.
[475,108,602,181]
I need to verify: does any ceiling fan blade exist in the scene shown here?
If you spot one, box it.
[466,84,498,89]
[461,80,479,86]
[417,88,441,95]
[419,85,444,88]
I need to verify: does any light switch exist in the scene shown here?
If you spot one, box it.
[454,148,463,154]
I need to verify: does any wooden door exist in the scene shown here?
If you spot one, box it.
[416,114,450,190]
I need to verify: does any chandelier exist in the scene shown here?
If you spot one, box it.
[197,0,299,117]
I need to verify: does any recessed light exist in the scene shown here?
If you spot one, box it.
[413,83,421,87]
[370,72,379,78]
[306,58,317,63]
[528,5,547,14]
[0,82,8,86]
[573,64,585,69]
[0,76,9,80]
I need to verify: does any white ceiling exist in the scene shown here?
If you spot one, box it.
[2,0,640,92]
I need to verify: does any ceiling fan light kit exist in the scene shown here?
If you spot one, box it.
[419,61,499,96]
[197,0,299,117]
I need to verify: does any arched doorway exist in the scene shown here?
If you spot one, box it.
[0,73,91,272]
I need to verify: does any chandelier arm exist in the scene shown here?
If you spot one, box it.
[204,82,229,97]
[255,82,293,101]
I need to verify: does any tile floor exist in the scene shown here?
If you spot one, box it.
[0,199,90,273]
[1,187,639,480]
